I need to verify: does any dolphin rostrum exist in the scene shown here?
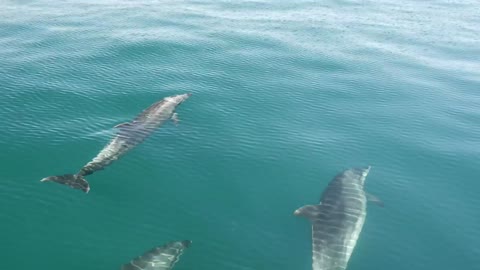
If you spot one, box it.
[294,166,383,270]
[41,93,192,193]
[121,240,191,270]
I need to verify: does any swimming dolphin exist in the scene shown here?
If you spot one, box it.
[40,93,192,193]
[122,240,191,270]
[294,166,383,270]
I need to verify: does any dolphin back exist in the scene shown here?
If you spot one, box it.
[121,240,192,270]
[295,166,372,270]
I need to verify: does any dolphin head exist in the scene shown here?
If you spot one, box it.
[167,93,191,105]
[347,166,371,186]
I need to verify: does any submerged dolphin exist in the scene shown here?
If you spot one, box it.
[122,240,191,270]
[41,93,191,193]
[294,166,383,270]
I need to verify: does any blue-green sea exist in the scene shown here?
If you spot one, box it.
[1,0,479,269]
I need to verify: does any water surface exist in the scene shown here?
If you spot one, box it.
[0,1,479,269]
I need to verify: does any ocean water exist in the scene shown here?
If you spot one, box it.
[0,0,479,269]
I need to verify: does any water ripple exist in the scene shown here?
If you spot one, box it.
[1,1,480,269]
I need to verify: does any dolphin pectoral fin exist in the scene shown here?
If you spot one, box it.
[366,193,384,207]
[114,122,131,129]
[171,113,179,126]
[294,204,321,220]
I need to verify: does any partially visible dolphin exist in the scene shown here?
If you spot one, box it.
[294,166,383,270]
[41,93,191,193]
[121,240,191,270]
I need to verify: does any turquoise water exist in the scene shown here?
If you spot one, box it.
[1,0,479,269]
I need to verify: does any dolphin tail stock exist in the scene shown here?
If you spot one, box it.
[40,174,90,193]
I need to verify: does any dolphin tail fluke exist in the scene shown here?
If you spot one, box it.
[40,174,90,193]
[121,240,192,270]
